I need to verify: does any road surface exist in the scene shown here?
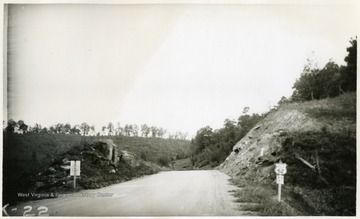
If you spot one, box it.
[6,170,244,216]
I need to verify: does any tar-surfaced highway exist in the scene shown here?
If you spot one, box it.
[8,170,243,216]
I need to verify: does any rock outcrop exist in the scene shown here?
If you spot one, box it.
[31,139,161,193]
[92,139,119,164]
[218,94,356,215]
[219,94,356,182]
[219,106,321,179]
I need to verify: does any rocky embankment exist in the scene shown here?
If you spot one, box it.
[219,93,356,215]
[29,139,161,194]
[219,105,324,179]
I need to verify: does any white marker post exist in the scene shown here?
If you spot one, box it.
[70,161,81,189]
[260,148,265,157]
[274,161,287,202]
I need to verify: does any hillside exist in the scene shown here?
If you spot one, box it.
[107,136,191,164]
[3,133,191,204]
[219,92,356,216]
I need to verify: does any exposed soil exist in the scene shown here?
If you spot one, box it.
[219,93,356,216]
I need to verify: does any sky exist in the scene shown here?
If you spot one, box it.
[3,3,359,137]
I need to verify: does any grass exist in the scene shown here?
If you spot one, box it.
[105,135,191,165]
[2,133,191,204]
[172,158,193,170]
[280,131,356,188]
[228,92,356,216]
[231,183,298,216]
[281,92,356,134]
[304,92,356,120]
[228,126,356,216]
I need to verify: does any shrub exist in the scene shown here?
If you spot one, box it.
[233,185,298,216]
[157,156,170,167]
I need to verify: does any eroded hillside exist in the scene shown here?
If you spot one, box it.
[219,92,356,215]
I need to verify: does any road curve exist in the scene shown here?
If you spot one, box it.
[8,170,243,216]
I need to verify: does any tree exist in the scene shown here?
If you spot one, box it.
[193,126,213,153]
[277,96,289,106]
[128,124,134,136]
[151,126,158,138]
[190,112,265,168]
[133,124,139,137]
[141,124,150,137]
[173,131,187,140]
[80,123,90,136]
[124,124,131,136]
[317,61,341,98]
[292,38,357,102]
[33,123,42,133]
[49,125,57,134]
[238,113,263,137]
[55,123,65,134]
[40,127,48,134]
[292,60,344,101]
[71,125,81,135]
[90,125,95,135]
[17,120,28,134]
[291,60,320,101]
[101,126,107,135]
[116,122,122,136]
[5,119,16,133]
[168,133,174,139]
[158,128,167,138]
[341,38,357,91]
[107,122,114,136]
[64,123,72,134]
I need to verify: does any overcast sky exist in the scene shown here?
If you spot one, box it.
[4,3,358,137]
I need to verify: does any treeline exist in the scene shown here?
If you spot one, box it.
[3,119,188,140]
[288,38,356,102]
[190,108,265,168]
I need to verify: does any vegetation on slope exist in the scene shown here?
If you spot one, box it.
[227,92,356,216]
[290,38,356,102]
[107,135,191,166]
[191,38,356,171]
[219,38,356,216]
[2,133,191,204]
[189,112,265,168]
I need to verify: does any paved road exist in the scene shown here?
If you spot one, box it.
[7,170,243,216]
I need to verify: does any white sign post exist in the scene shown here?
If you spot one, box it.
[70,161,81,189]
[274,161,287,202]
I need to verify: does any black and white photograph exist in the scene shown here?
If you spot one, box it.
[1,0,358,216]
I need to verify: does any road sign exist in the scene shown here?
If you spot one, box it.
[70,161,81,176]
[70,160,81,189]
[276,175,284,185]
[274,162,287,175]
[275,162,287,202]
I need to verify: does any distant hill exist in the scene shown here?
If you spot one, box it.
[107,135,191,164]
[219,92,356,215]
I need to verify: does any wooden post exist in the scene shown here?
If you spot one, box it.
[315,150,321,174]
[74,175,76,189]
[278,183,282,202]
[339,85,345,95]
